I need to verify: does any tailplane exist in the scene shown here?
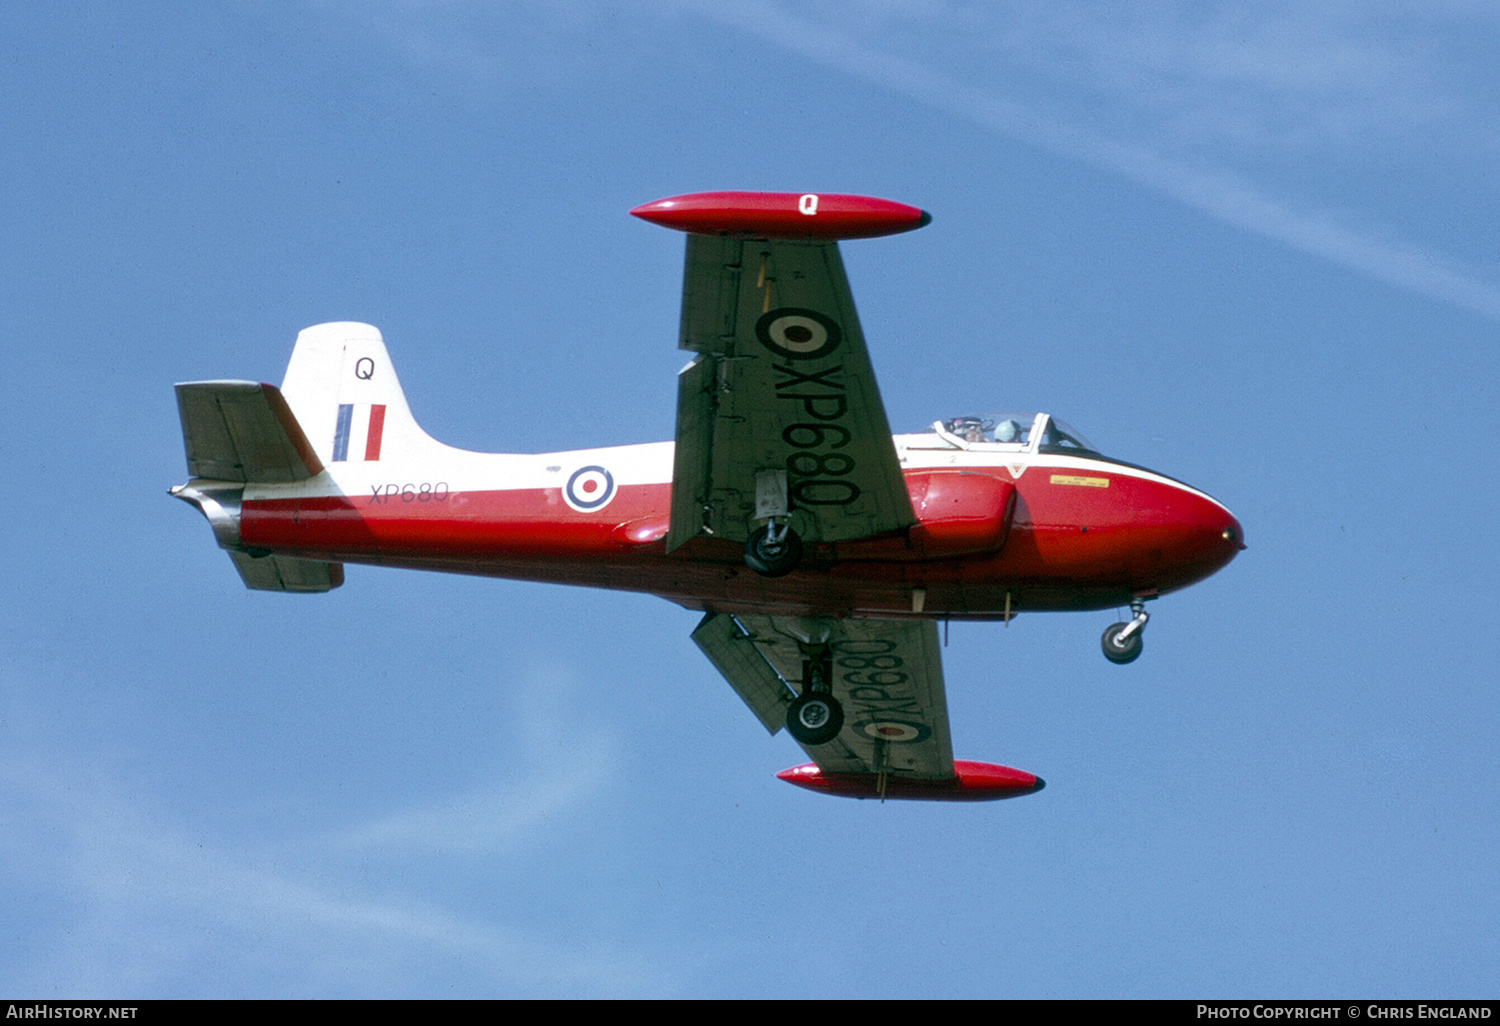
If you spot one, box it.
[171,380,343,592]
[172,322,435,593]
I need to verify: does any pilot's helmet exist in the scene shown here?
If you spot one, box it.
[952,417,983,442]
[994,419,1020,443]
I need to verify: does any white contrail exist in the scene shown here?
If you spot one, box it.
[691,0,1500,321]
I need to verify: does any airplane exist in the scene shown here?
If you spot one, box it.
[170,191,1244,802]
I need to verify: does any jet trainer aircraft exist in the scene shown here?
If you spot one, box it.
[171,192,1243,802]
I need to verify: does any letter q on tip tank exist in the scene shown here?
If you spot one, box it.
[630,191,932,241]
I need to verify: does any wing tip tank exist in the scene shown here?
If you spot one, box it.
[631,191,931,241]
[776,760,1045,802]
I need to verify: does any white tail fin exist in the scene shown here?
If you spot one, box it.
[278,322,439,467]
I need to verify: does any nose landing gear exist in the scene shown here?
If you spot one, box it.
[1101,597,1150,664]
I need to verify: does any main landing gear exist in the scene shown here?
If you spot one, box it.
[744,520,803,578]
[1101,597,1150,665]
[785,643,843,746]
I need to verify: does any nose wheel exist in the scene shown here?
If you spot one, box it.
[1101,598,1150,664]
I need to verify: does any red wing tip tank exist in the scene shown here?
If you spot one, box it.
[777,761,1046,802]
[630,191,931,240]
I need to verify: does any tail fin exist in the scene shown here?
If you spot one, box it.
[278,322,439,468]
[173,320,436,595]
[171,378,345,592]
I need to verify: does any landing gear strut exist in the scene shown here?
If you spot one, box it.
[784,642,843,745]
[744,520,803,577]
[1101,598,1150,665]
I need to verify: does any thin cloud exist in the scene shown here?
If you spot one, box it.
[687,0,1500,320]
[334,661,621,855]
[0,668,653,997]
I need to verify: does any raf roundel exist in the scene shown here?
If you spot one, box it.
[756,307,842,361]
[855,719,931,745]
[564,465,616,512]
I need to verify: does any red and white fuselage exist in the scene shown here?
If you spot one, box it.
[173,193,1245,801]
[228,397,1240,621]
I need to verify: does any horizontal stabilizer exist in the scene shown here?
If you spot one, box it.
[228,551,344,593]
[175,380,324,483]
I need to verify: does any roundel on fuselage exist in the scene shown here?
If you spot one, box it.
[564,465,616,512]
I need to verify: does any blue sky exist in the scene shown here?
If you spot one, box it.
[3,1,1497,998]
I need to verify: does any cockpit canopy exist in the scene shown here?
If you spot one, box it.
[932,412,1098,454]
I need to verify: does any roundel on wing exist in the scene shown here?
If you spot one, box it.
[854,719,931,745]
[755,307,842,361]
[564,465,616,512]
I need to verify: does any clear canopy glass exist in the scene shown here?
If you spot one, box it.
[933,412,1098,454]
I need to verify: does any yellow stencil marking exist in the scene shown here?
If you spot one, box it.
[1050,474,1110,488]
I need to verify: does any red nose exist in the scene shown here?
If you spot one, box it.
[1179,491,1244,583]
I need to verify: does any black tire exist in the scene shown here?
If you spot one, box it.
[786,692,844,746]
[744,525,803,577]
[1101,622,1143,664]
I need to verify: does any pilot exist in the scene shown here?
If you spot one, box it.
[952,417,986,443]
[994,419,1021,444]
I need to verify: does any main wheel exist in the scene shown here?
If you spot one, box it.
[786,692,844,746]
[744,525,803,577]
[1101,622,1143,664]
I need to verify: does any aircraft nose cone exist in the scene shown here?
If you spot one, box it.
[1223,512,1246,552]
[1199,501,1245,579]
[1203,499,1245,560]
[1151,486,1244,589]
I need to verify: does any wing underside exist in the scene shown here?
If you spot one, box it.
[668,235,915,551]
[693,612,956,779]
